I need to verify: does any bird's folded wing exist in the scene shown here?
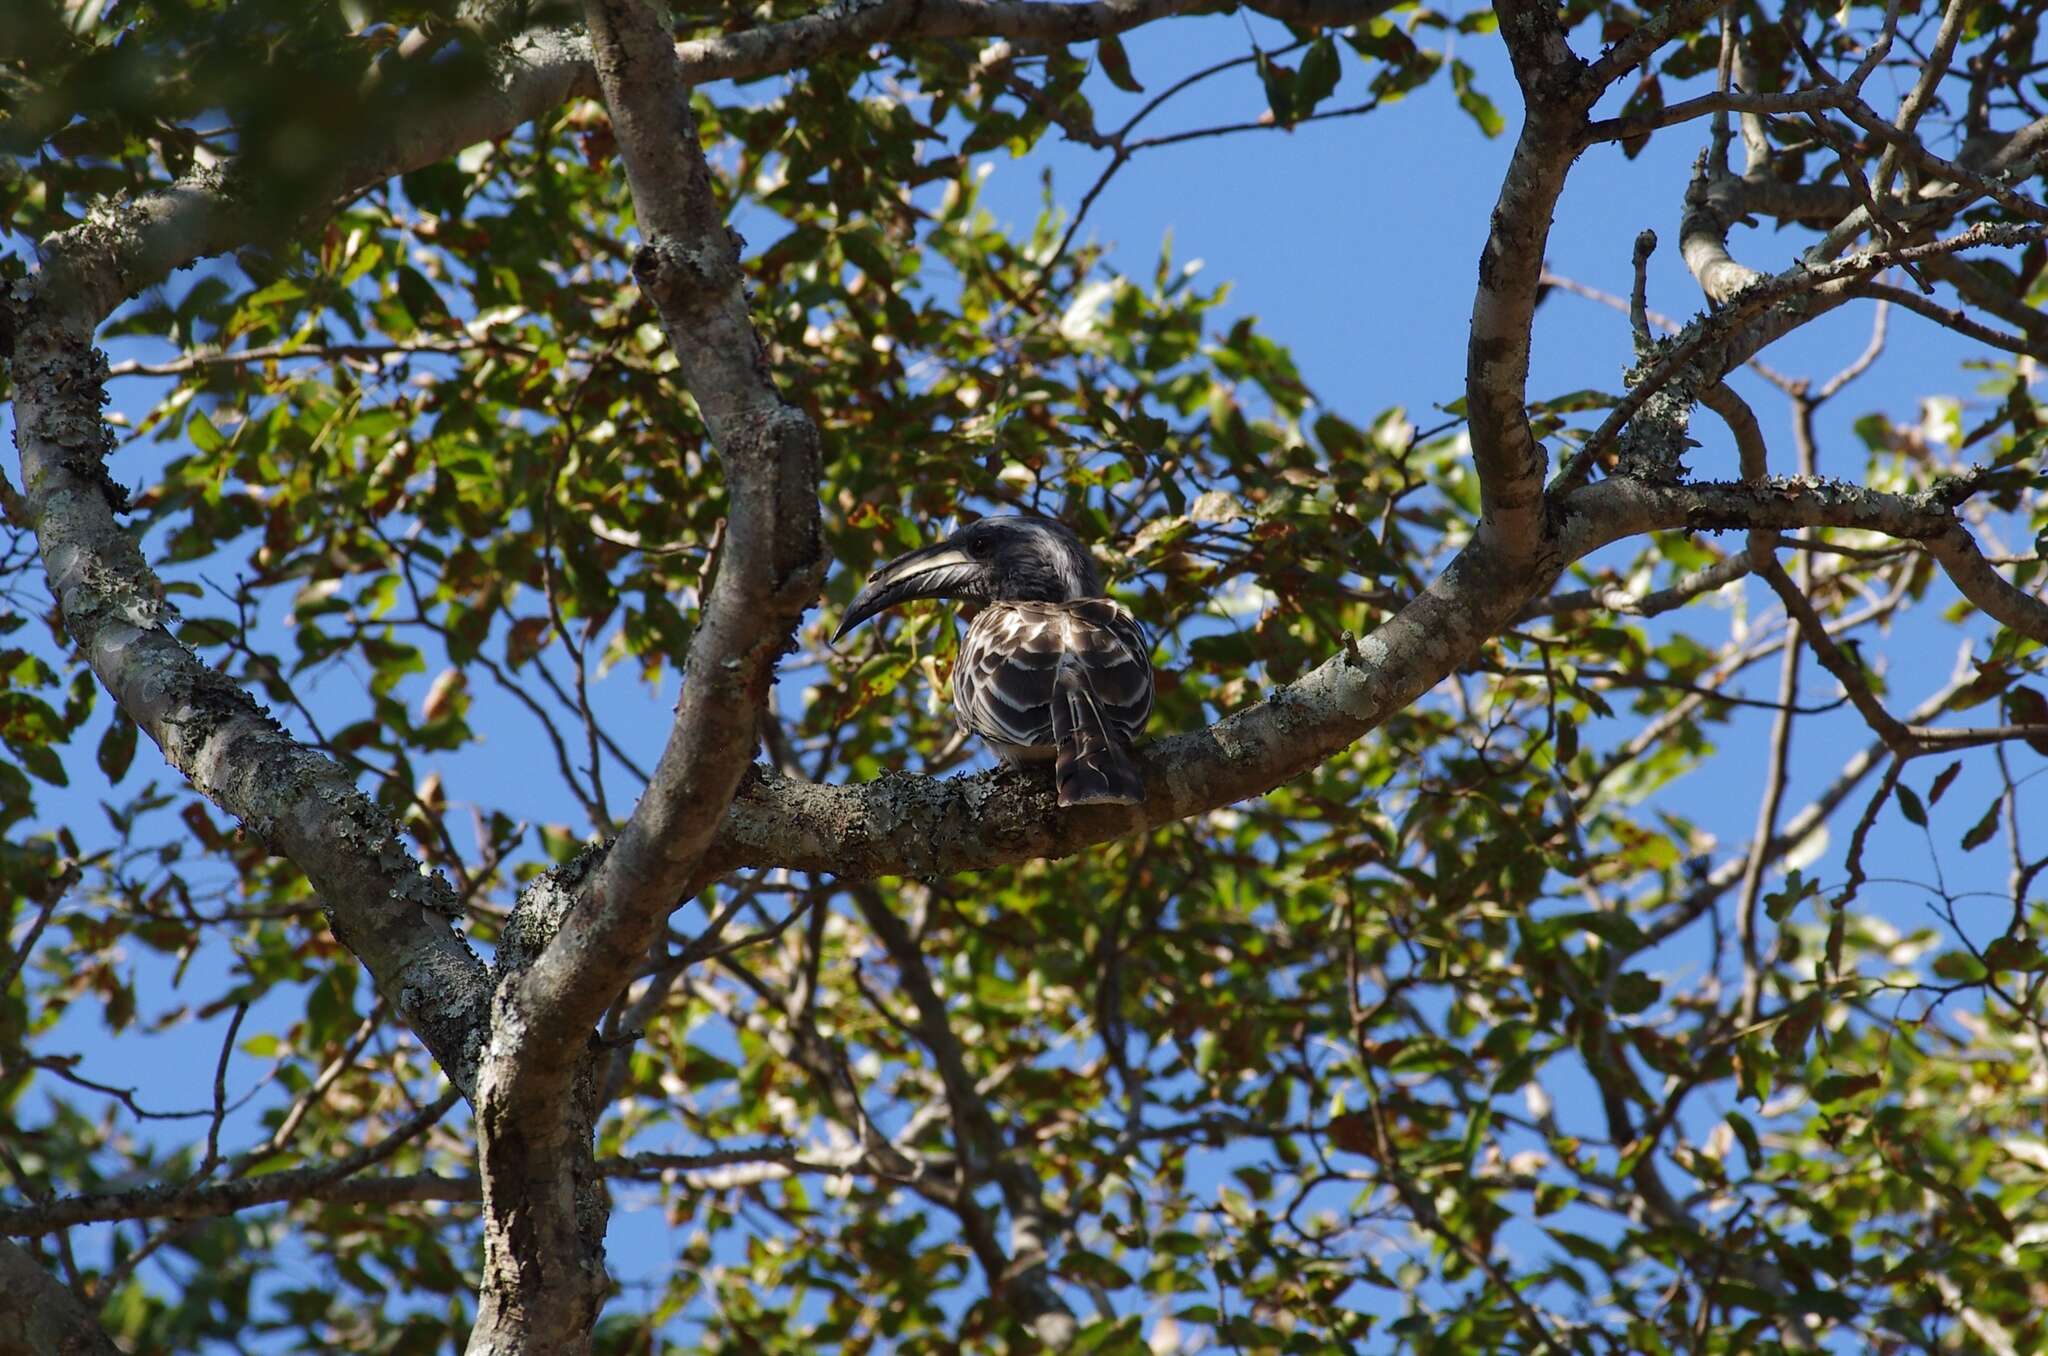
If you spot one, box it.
[955,601,1153,750]
[1065,599,1152,744]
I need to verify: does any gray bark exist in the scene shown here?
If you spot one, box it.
[0,1241,122,1356]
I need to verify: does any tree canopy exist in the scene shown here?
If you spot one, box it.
[6,0,2048,1351]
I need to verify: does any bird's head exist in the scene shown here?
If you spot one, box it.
[833,515,1102,641]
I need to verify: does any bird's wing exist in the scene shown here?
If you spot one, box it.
[1066,599,1153,745]
[1050,655,1145,805]
[953,601,1153,753]
[954,604,1062,749]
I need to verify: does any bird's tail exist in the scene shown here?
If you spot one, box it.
[1051,659,1143,807]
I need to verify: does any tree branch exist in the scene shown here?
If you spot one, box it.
[697,467,2002,884]
[853,889,1076,1344]
[466,0,830,1345]
[669,0,1400,83]
[0,1090,458,1236]
[1464,0,1594,558]
[1554,223,2048,492]
[12,274,494,1102]
[1517,548,1756,620]
[1924,523,2048,644]
[0,1240,121,1356]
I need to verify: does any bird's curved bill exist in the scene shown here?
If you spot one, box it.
[832,544,983,642]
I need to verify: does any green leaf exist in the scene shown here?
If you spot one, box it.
[1724,1111,1761,1168]
[1450,59,1504,137]
[1982,935,2047,972]
[1764,869,1819,923]
[1814,1071,1880,1103]
[1257,50,1297,125]
[1555,712,1579,764]
[1961,800,2001,851]
[1057,1248,1134,1288]
[2003,685,2048,755]
[1297,38,1342,115]
[396,266,449,327]
[1895,784,1926,827]
[15,742,67,787]
[1610,971,1661,1015]
[187,409,225,453]
[1096,34,1144,93]
[1931,950,1986,982]
[1772,995,1822,1061]
[97,712,138,783]
[1927,759,1962,805]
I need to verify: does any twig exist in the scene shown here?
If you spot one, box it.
[1,863,77,996]
[1735,616,1800,1024]
[191,1003,251,1183]
[1553,222,2048,493]
[1758,558,1910,748]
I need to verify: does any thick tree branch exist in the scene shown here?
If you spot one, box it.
[685,472,2018,883]
[12,281,494,1103]
[670,0,1399,81]
[1465,0,1594,558]
[468,0,827,1347]
[1924,524,2048,644]
[1681,160,1767,306]
[1557,475,1965,554]
[0,1240,121,1356]
[707,537,1543,879]
[522,0,827,1059]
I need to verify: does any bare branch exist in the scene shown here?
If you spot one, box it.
[1583,84,1851,146]
[1924,524,2048,644]
[1816,298,1890,401]
[1586,0,1728,92]
[1849,280,2048,360]
[1920,255,2048,343]
[1680,157,1767,306]
[0,1090,457,1236]
[0,863,75,997]
[1759,558,1910,747]
[1735,591,1801,1023]
[1873,0,1972,202]
[1555,222,2048,491]
[854,889,1076,1344]
[1518,548,1756,620]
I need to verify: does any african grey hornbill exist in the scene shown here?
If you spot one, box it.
[834,515,1154,807]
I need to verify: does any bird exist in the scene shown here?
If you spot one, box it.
[833,515,1153,807]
